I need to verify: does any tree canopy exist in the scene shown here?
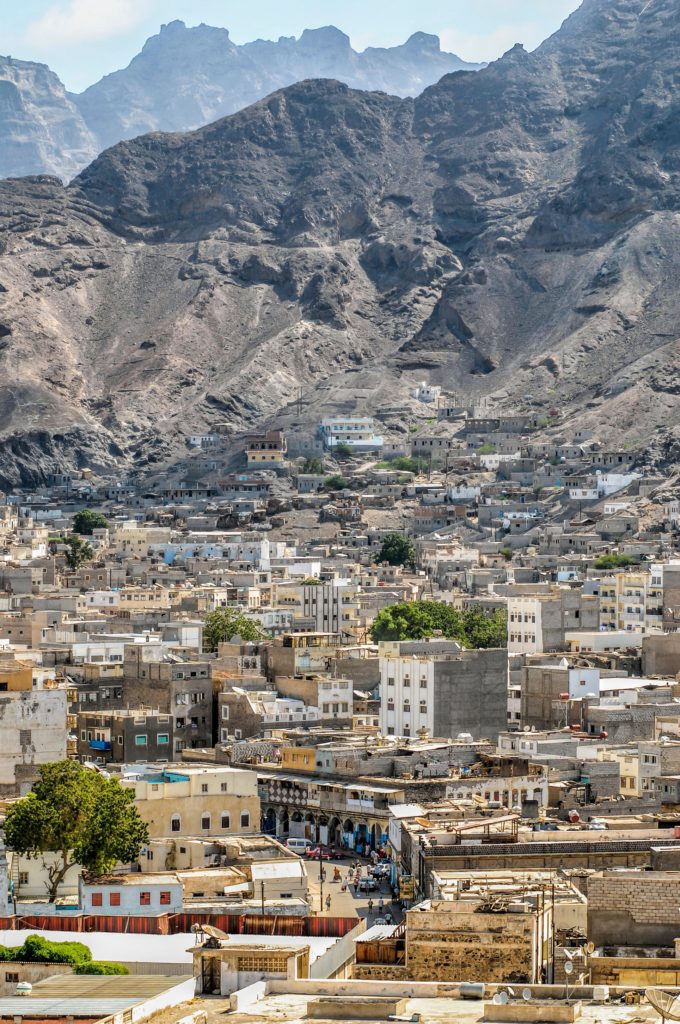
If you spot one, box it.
[0,935,127,975]
[72,509,109,536]
[4,762,149,902]
[203,608,267,652]
[376,533,416,568]
[324,475,348,491]
[370,601,507,649]
[593,553,639,569]
[63,535,93,571]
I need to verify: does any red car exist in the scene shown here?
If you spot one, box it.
[306,847,333,860]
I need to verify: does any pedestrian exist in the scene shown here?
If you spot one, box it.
[325,894,331,912]
[378,898,384,914]
[367,898,374,915]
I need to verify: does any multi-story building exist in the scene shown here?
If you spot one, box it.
[121,764,260,840]
[77,709,174,764]
[599,565,664,633]
[218,689,320,741]
[379,639,507,741]
[244,429,287,467]
[507,586,600,654]
[319,416,383,452]
[123,645,213,753]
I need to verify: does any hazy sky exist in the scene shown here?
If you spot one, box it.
[4,0,583,92]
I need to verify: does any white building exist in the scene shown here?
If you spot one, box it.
[319,416,383,452]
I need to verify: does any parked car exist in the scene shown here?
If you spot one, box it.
[371,863,390,879]
[358,877,378,892]
[306,847,333,860]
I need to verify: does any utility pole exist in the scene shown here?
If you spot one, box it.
[260,880,265,918]
[319,841,325,912]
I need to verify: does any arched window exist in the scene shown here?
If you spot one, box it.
[201,813,211,831]
[240,811,250,829]
[170,815,181,833]
[221,813,230,830]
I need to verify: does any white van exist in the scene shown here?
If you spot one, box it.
[285,838,313,854]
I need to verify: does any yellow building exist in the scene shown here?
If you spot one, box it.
[0,654,34,692]
[281,747,317,773]
[123,764,261,840]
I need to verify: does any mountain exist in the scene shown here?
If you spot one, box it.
[0,23,481,181]
[0,57,97,180]
[0,0,678,486]
[74,21,482,153]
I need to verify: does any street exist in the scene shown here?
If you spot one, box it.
[306,857,404,923]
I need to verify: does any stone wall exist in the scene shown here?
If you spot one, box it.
[405,904,535,983]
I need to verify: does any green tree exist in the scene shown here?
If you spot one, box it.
[376,533,417,569]
[593,553,639,570]
[72,509,109,536]
[500,546,513,562]
[203,608,266,652]
[333,443,352,459]
[63,535,93,571]
[302,458,324,475]
[324,475,348,491]
[4,762,149,902]
[370,601,507,649]
[0,936,128,975]
[376,457,427,474]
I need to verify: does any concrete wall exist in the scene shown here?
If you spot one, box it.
[433,649,508,741]
[0,689,67,795]
[643,633,680,677]
[0,962,72,995]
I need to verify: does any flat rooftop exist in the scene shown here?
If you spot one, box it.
[223,991,661,1024]
[0,973,191,1020]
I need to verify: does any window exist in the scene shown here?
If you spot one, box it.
[109,892,121,907]
[171,815,181,833]
[118,736,124,745]
[135,735,148,746]
[201,783,208,793]
[5,972,19,984]
[220,782,228,792]
[139,891,151,906]
[157,734,169,745]
[18,871,29,885]
[91,893,103,907]
[221,706,229,719]
[201,814,211,831]
[159,891,171,905]
[221,813,230,829]
[240,812,250,828]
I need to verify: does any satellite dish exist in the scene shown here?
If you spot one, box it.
[564,961,574,975]
[498,992,509,1005]
[522,990,532,1002]
[585,941,595,955]
[646,990,680,1024]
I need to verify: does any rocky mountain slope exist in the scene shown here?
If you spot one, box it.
[0,24,480,180]
[75,22,481,153]
[0,0,678,485]
[0,58,98,180]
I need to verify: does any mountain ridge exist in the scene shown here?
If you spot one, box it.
[0,22,481,181]
[0,0,679,486]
